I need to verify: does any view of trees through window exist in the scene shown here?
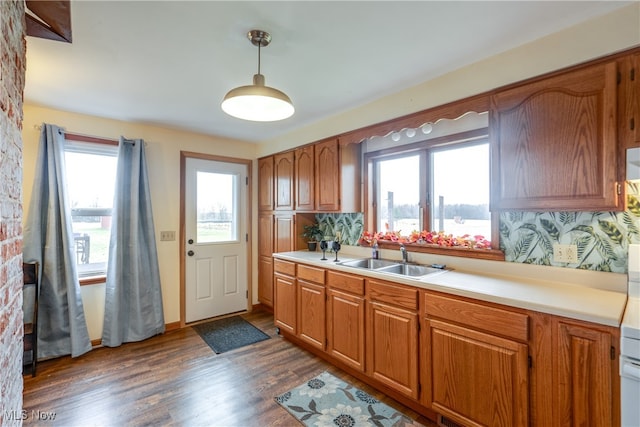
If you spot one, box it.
[371,136,491,240]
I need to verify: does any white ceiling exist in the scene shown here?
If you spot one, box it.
[24,1,631,144]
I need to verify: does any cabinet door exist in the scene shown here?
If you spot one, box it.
[619,53,640,149]
[295,146,315,211]
[274,273,296,335]
[327,288,366,372]
[491,60,620,211]
[424,318,529,427]
[297,280,325,350]
[555,321,614,427]
[367,300,419,399]
[258,213,273,257]
[315,138,340,211]
[258,256,273,308]
[274,214,295,253]
[258,156,274,211]
[274,151,294,210]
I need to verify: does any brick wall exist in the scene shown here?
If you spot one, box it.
[0,1,26,425]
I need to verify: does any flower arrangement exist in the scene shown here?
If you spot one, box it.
[360,230,492,250]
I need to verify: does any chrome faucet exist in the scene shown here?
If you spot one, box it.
[400,244,409,263]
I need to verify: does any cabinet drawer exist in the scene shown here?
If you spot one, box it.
[368,279,418,311]
[327,271,364,295]
[424,292,528,342]
[298,264,325,285]
[274,259,296,276]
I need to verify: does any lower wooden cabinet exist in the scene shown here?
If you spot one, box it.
[554,319,618,427]
[327,288,366,372]
[367,279,420,400]
[273,259,620,426]
[274,259,296,335]
[326,270,366,372]
[424,318,529,427]
[423,291,530,427]
[297,264,326,350]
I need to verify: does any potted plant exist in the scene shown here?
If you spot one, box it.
[302,223,323,252]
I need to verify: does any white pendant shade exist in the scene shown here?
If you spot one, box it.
[222,74,294,122]
[221,30,294,122]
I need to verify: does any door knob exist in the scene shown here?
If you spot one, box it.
[187,250,195,256]
[188,239,194,244]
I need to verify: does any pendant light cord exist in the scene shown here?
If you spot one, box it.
[257,42,261,75]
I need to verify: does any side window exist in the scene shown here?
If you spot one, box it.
[64,138,118,277]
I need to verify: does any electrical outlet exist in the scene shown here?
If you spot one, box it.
[160,231,175,241]
[553,244,578,263]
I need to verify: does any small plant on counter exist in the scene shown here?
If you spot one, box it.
[302,223,324,251]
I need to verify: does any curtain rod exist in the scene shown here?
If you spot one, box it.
[33,124,120,146]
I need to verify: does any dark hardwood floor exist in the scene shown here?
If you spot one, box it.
[23,309,436,426]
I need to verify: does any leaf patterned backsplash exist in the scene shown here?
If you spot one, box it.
[317,182,640,274]
[316,213,364,246]
[499,181,640,273]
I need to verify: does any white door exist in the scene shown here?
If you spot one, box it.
[185,157,248,323]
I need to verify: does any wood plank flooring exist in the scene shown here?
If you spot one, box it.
[23,309,436,426]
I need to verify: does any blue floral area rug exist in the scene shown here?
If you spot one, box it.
[275,371,414,427]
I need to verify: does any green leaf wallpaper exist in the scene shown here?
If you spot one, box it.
[499,181,640,273]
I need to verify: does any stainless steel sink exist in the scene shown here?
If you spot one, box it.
[338,258,447,278]
[377,263,444,277]
[339,258,399,269]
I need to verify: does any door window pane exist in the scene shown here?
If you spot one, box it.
[430,142,490,238]
[376,155,420,233]
[196,171,238,243]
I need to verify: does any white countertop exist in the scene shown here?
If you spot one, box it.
[273,249,628,327]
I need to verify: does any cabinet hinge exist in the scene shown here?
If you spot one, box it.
[631,118,636,131]
[631,67,636,82]
[528,355,533,369]
[611,346,616,360]
[618,71,622,85]
[617,182,623,195]
[246,176,249,185]
[246,290,249,299]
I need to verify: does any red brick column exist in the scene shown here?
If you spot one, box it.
[0,1,26,425]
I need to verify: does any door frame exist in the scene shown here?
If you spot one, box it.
[179,151,253,327]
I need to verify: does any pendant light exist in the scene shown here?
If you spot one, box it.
[221,30,294,122]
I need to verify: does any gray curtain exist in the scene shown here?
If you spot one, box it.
[102,137,165,347]
[23,123,92,359]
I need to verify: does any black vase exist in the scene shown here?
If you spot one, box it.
[307,241,318,252]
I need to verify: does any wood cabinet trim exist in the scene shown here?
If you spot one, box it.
[423,291,529,342]
[327,270,365,295]
[367,279,418,311]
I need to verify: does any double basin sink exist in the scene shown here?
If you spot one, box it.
[338,258,448,278]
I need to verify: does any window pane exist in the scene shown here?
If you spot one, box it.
[376,155,420,233]
[65,149,117,277]
[196,171,238,243]
[431,142,490,238]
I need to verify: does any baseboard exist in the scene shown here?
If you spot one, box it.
[90,321,182,347]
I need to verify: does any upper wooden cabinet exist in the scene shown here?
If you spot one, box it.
[619,52,640,149]
[274,151,294,211]
[491,60,621,211]
[258,157,274,211]
[294,145,315,211]
[315,138,341,211]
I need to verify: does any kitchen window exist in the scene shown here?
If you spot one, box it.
[64,135,118,279]
[365,128,494,250]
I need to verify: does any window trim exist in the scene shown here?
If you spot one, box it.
[64,132,118,285]
[364,128,504,261]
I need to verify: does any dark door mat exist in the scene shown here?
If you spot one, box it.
[193,316,270,354]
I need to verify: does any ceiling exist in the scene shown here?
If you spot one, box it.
[24,1,631,144]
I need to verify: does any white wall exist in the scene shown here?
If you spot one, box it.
[22,105,258,340]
